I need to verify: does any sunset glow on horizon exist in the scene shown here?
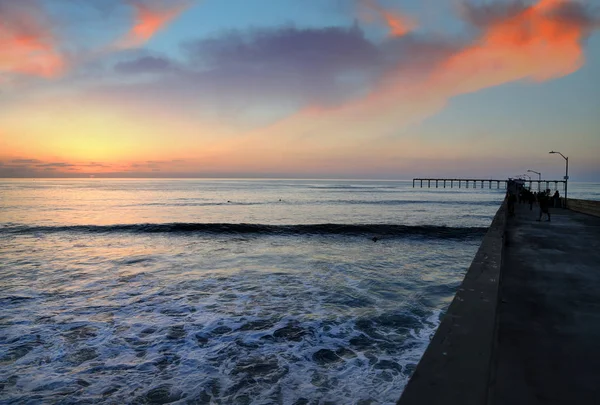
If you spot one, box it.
[1,0,599,180]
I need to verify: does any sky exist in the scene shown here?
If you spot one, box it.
[0,0,599,180]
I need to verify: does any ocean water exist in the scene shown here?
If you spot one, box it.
[0,179,596,404]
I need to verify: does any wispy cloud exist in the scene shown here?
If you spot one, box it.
[35,162,76,168]
[361,0,417,37]
[114,55,173,74]
[0,0,65,78]
[0,0,193,81]
[208,0,599,168]
[315,0,598,120]
[11,158,43,164]
[118,0,192,48]
[432,0,598,93]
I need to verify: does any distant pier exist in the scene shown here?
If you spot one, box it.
[412,178,566,191]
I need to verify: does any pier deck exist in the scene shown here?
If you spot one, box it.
[411,178,566,191]
[492,203,600,404]
[398,201,600,405]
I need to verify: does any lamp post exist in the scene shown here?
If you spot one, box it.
[520,174,532,190]
[549,151,568,208]
[527,170,541,192]
[512,174,529,180]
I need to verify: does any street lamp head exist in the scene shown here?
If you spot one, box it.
[549,150,568,160]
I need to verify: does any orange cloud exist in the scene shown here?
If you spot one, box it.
[313,0,595,122]
[362,0,416,37]
[214,0,597,170]
[121,0,191,47]
[0,4,65,78]
[0,0,193,80]
[432,0,595,95]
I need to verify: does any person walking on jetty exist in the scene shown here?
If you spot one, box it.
[508,191,517,217]
[553,190,561,208]
[527,189,536,211]
[537,190,551,222]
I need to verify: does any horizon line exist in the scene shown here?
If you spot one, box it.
[1,177,598,183]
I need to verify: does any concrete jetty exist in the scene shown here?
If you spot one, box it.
[398,201,600,404]
[492,202,600,404]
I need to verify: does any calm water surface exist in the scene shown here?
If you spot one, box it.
[1,179,596,404]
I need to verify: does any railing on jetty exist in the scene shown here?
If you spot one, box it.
[412,178,566,191]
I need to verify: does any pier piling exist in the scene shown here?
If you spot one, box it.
[411,178,565,192]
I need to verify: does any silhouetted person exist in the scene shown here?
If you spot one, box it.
[528,190,535,211]
[537,191,551,222]
[553,190,560,208]
[519,189,525,204]
[507,191,517,217]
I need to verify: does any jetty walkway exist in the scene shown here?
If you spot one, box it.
[399,202,600,404]
[492,203,600,404]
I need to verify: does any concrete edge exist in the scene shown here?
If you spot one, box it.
[397,198,508,405]
[485,206,507,405]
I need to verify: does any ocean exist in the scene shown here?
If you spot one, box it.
[1,179,597,404]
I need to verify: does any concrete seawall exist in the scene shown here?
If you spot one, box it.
[568,198,600,217]
[397,199,507,405]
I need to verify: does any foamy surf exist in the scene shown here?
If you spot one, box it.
[1,231,476,404]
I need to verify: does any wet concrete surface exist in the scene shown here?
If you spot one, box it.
[492,203,600,404]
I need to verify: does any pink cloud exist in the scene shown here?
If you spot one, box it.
[119,0,191,48]
[214,0,598,169]
[0,0,193,80]
[0,1,65,78]
[430,0,597,95]
[361,0,417,37]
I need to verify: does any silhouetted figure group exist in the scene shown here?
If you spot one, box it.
[507,181,561,223]
[520,188,537,210]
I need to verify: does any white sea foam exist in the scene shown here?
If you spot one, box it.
[0,232,467,404]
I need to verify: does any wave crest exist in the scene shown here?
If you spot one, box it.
[2,223,487,238]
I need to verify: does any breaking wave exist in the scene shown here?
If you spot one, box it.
[2,223,488,238]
